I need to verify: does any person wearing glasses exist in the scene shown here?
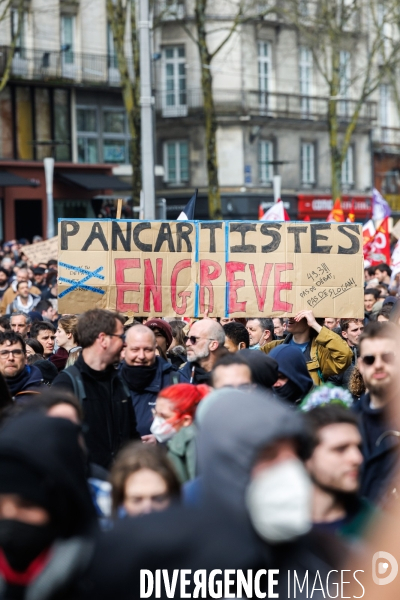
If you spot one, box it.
[354,321,400,503]
[180,319,227,385]
[53,309,139,469]
[0,331,44,400]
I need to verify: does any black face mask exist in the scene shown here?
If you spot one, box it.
[0,520,56,572]
[273,380,302,404]
[121,361,157,392]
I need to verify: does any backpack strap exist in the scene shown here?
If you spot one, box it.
[63,365,87,403]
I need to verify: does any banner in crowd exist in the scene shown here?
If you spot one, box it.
[362,218,390,267]
[58,219,364,317]
[22,236,58,264]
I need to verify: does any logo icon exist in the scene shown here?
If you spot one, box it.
[372,551,398,585]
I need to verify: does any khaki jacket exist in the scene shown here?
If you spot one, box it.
[0,284,41,315]
[260,326,353,386]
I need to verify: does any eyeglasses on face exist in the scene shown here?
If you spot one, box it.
[0,349,24,358]
[361,352,396,366]
[109,333,126,342]
[186,335,216,345]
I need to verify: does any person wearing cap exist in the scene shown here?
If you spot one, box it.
[0,412,97,598]
[260,309,352,386]
[120,325,188,441]
[145,318,173,357]
[32,267,48,293]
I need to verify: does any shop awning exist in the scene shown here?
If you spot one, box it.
[57,172,132,190]
[0,172,38,187]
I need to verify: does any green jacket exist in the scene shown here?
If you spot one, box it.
[167,424,197,484]
[260,326,353,386]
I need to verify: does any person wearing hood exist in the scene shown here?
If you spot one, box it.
[78,389,344,600]
[0,412,97,599]
[268,345,314,405]
[0,331,44,400]
[0,268,41,316]
[120,325,188,442]
[239,348,279,389]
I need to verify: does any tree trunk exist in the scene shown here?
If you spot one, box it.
[195,0,222,220]
[328,49,341,202]
[130,0,141,204]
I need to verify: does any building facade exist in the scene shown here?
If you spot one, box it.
[1,0,394,239]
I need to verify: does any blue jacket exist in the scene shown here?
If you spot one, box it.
[120,357,189,436]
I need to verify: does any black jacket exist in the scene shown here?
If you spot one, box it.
[52,355,139,468]
[353,393,399,502]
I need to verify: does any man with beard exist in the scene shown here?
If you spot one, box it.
[120,325,187,441]
[53,309,138,469]
[260,309,352,386]
[180,319,226,384]
[354,321,400,502]
[304,404,372,539]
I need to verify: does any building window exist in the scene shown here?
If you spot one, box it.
[163,141,189,184]
[11,9,26,57]
[299,46,312,116]
[162,47,187,117]
[258,41,271,108]
[259,140,273,184]
[77,108,99,163]
[301,142,315,185]
[61,15,75,65]
[341,146,354,186]
[107,23,118,69]
[103,109,130,163]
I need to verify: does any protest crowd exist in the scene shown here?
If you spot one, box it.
[0,207,400,600]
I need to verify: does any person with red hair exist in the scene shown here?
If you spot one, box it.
[150,383,210,483]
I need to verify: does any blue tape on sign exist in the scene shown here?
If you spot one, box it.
[225,223,229,318]
[194,282,199,318]
[195,222,199,263]
[58,263,105,298]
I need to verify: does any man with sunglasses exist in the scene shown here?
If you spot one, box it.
[0,331,43,399]
[181,319,227,385]
[354,321,400,502]
[53,309,139,469]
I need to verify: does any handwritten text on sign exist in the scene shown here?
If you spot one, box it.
[57,220,364,317]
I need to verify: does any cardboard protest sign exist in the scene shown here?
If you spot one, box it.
[58,219,364,318]
[23,236,58,264]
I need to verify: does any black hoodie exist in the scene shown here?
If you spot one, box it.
[0,414,97,599]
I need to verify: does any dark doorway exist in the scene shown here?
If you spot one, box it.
[15,200,43,241]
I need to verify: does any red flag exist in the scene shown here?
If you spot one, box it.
[363,218,390,266]
[303,215,310,222]
[258,204,264,220]
[326,198,345,222]
[347,199,356,222]
[260,199,290,221]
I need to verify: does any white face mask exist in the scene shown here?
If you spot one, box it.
[246,458,312,544]
[150,416,177,443]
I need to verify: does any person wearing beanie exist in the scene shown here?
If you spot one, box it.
[120,325,189,441]
[145,318,173,357]
[0,412,97,598]
[268,345,314,405]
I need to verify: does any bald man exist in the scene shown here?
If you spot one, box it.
[181,319,227,385]
[120,325,188,439]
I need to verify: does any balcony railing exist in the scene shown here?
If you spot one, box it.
[373,126,400,146]
[0,46,128,86]
[155,88,377,123]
